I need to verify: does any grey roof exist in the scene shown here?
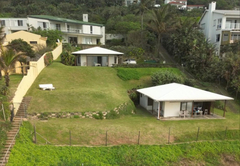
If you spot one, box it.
[137,83,234,102]
[213,10,240,15]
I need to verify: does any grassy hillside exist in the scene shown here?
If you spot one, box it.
[26,62,132,113]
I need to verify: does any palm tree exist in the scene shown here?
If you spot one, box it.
[0,47,21,87]
[148,4,177,57]
[136,0,154,30]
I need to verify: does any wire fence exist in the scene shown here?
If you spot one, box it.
[33,126,240,146]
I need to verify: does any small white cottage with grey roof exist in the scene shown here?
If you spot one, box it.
[137,83,233,119]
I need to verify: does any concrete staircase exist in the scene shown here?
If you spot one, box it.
[0,97,31,166]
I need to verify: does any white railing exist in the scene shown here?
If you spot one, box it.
[225,23,240,29]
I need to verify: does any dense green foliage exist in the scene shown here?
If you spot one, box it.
[44,52,53,66]
[31,28,63,48]
[60,51,75,66]
[8,122,240,165]
[116,68,183,81]
[151,70,184,85]
[8,39,35,58]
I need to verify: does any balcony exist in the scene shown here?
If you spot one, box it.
[225,23,240,30]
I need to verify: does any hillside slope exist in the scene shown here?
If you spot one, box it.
[26,62,132,113]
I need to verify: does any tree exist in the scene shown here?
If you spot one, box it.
[7,39,35,76]
[148,4,177,57]
[135,0,154,30]
[0,48,22,87]
[151,70,184,86]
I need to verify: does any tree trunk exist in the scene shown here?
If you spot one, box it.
[157,34,161,58]
[4,72,10,87]
[0,70,2,80]
[20,62,24,77]
[141,13,143,30]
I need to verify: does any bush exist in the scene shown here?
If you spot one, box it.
[106,110,120,119]
[44,52,53,66]
[73,115,80,118]
[61,51,75,66]
[92,111,103,120]
[151,70,184,85]
[184,78,194,87]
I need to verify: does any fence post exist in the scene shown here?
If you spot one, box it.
[34,125,37,144]
[168,127,171,144]
[69,130,71,146]
[138,131,140,145]
[224,127,228,139]
[196,127,200,141]
[105,131,108,146]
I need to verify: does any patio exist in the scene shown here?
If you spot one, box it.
[147,109,225,120]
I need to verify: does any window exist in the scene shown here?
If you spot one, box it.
[213,19,216,26]
[148,97,153,106]
[56,24,61,31]
[222,34,229,41]
[0,20,5,26]
[84,37,92,44]
[181,102,187,110]
[18,20,23,26]
[217,19,222,29]
[43,22,47,29]
[30,41,37,44]
[216,34,220,42]
[90,26,93,34]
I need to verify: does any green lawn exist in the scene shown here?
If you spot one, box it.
[26,62,133,113]
[7,122,240,166]
[30,108,240,146]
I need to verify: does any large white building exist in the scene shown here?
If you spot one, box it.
[0,14,105,46]
[199,2,240,55]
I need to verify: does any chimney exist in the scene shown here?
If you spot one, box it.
[209,1,216,12]
[83,14,88,22]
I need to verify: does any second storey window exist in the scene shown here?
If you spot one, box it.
[18,20,23,26]
[213,19,216,26]
[217,19,222,29]
[90,26,93,34]
[0,20,5,26]
[56,24,61,31]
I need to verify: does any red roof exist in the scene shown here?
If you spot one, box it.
[169,2,185,5]
[187,5,204,7]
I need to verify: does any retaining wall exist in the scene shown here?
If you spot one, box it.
[12,43,62,114]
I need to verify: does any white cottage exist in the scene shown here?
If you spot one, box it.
[137,83,233,119]
[72,47,123,67]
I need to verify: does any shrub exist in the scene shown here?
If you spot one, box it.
[151,70,184,85]
[44,52,53,66]
[60,51,75,66]
[184,78,194,87]
[93,111,104,120]
[106,110,120,119]
[73,115,80,118]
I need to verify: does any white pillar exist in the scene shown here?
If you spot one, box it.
[157,102,160,120]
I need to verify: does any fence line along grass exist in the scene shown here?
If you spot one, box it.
[29,107,240,146]
[8,122,240,166]
[26,62,132,113]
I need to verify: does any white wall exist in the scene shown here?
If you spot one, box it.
[139,94,148,109]
[93,26,101,35]
[83,25,90,34]
[163,101,181,117]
